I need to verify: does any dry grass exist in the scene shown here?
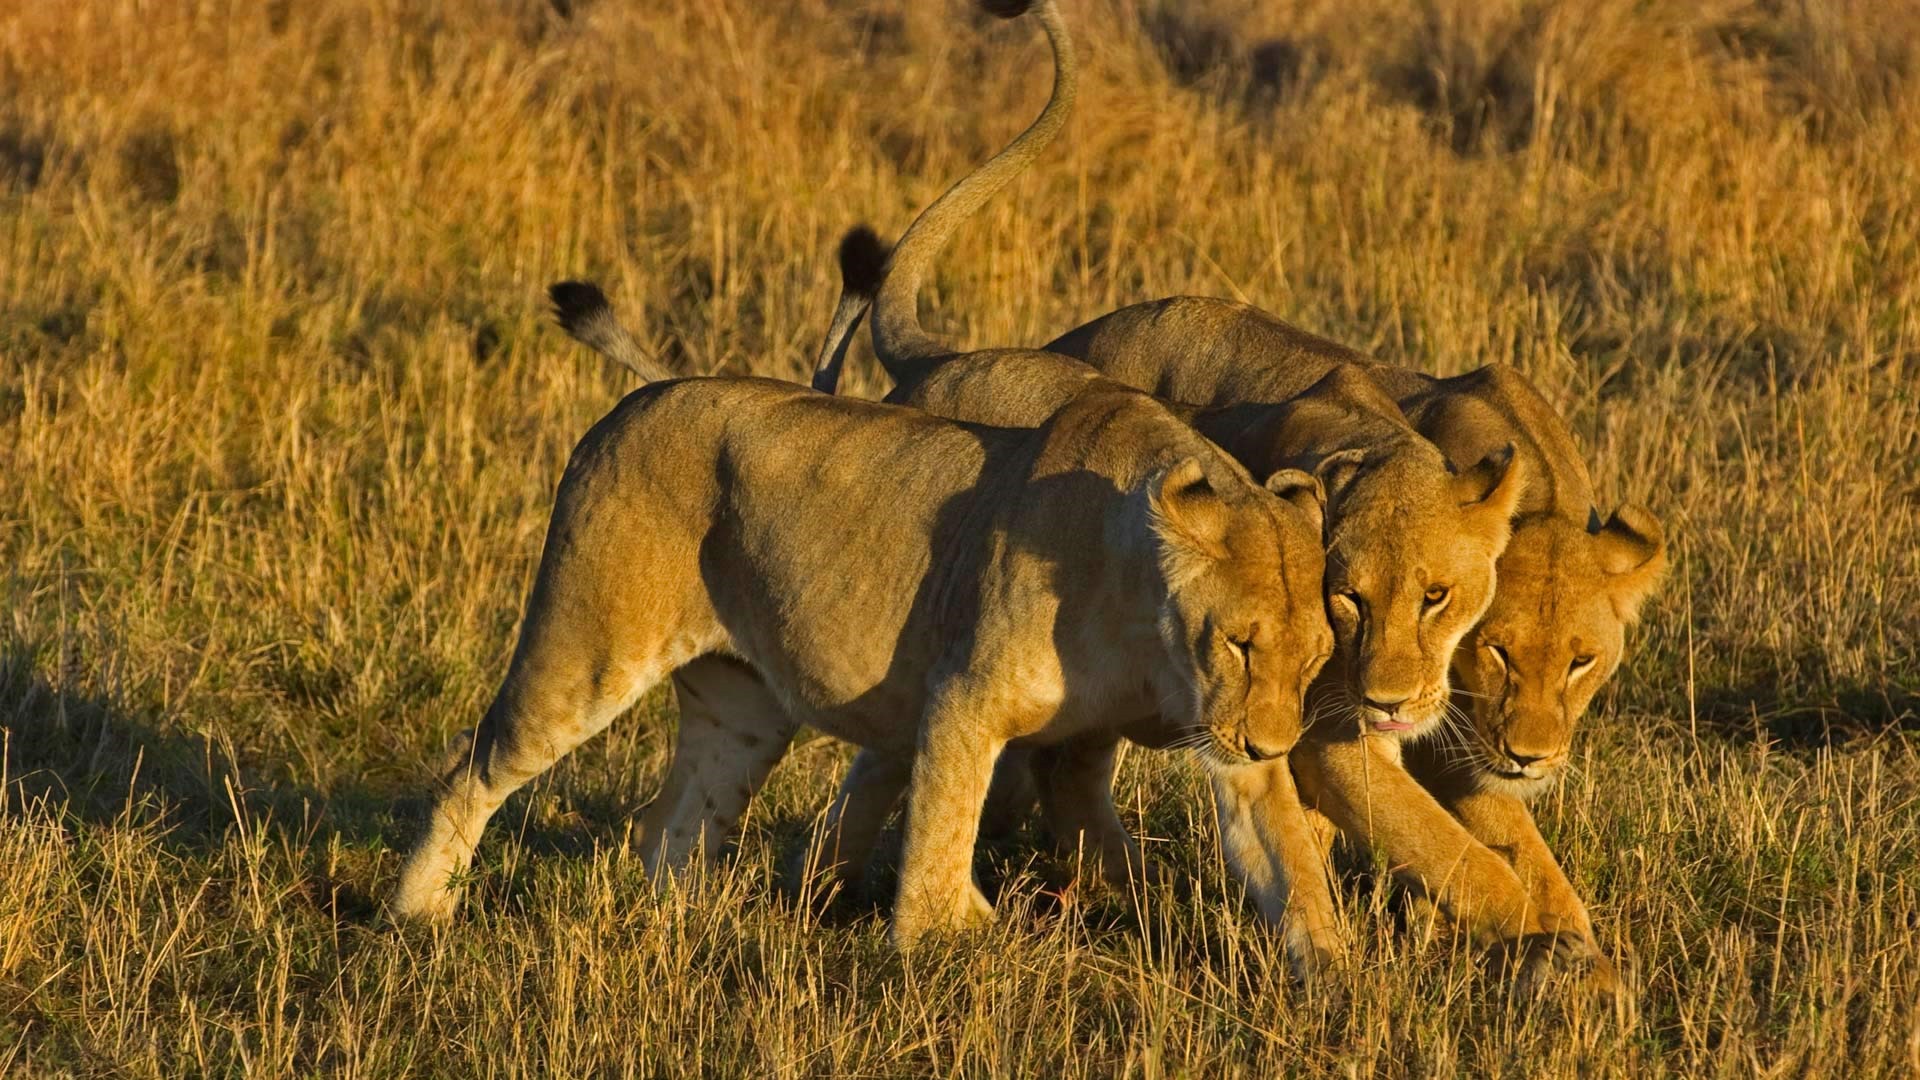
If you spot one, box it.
[4,0,1919,1074]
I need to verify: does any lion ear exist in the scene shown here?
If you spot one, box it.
[1311,448,1369,511]
[1262,468,1325,539]
[1591,502,1667,622]
[1452,442,1524,512]
[1453,443,1526,549]
[1149,456,1230,557]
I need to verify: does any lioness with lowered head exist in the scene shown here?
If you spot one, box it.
[387,352,1334,946]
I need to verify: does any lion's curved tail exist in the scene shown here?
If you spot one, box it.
[867,0,1077,387]
[548,281,677,385]
[809,226,891,393]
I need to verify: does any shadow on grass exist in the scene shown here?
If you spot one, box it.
[0,633,910,925]
[1138,4,1325,113]
[1692,649,1919,751]
[0,633,426,919]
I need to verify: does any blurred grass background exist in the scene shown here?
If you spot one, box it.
[2,0,1917,1073]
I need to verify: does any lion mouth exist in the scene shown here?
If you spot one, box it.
[1482,755,1562,783]
[1360,696,1444,738]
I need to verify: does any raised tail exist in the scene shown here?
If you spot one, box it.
[548,281,677,385]
[868,0,1077,385]
[810,225,891,394]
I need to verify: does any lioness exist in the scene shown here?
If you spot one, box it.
[387,358,1334,946]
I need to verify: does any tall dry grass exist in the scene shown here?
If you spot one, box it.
[3,0,1918,1074]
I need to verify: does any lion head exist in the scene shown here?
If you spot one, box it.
[1145,456,1333,766]
[1316,442,1526,739]
[1447,505,1667,795]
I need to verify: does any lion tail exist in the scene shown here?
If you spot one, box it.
[809,225,891,394]
[548,281,678,385]
[867,0,1076,384]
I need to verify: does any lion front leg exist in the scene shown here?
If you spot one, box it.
[1291,735,1598,985]
[1444,788,1627,997]
[1210,758,1348,980]
[1445,789,1594,939]
[892,703,1005,949]
[978,747,1041,841]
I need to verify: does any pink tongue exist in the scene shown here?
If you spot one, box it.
[1370,719,1413,733]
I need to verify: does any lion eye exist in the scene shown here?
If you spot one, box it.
[1569,655,1596,674]
[1225,635,1253,674]
[1423,585,1450,609]
[1486,644,1509,670]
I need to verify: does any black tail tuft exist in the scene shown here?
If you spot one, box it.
[837,226,892,299]
[548,280,611,335]
[979,0,1036,18]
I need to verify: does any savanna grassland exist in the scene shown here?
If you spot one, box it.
[4,0,1919,1074]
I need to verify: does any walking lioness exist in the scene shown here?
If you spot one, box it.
[388,362,1333,946]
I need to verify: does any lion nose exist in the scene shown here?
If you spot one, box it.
[1243,736,1287,763]
[1362,693,1410,716]
[1502,743,1549,767]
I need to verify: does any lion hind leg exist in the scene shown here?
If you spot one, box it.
[796,747,910,893]
[390,554,720,922]
[389,647,669,922]
[640,656,799,880]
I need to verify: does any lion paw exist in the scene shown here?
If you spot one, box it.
[891,882,996,949]
[966,883,994,924]
[1085,849,1169,893]
[1509,930,1599,998]
[1284,925,1351,985]
[1508,931,1638,1014]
